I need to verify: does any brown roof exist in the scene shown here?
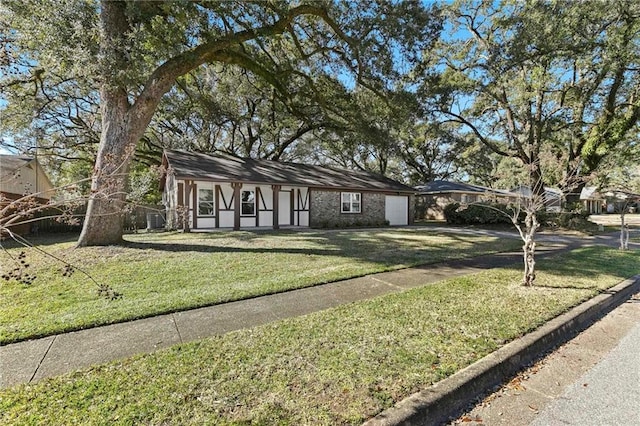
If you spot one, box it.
[416,180,518,197]
[0,155,34,181]
[162,150,415,193]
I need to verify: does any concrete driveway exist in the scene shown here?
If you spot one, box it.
[590,213,640,226]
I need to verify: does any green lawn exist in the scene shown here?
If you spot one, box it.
[0,228,521,344]
[1,247,637,425]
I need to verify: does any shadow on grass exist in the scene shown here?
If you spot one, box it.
[122,241,342,256]
[123,230,508,258]
[120,229,517,268]
[0,232,80,248]
[531,283,601,291]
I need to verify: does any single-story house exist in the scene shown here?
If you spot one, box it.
[415,180,517,220]
[602,189,640,214]
[579,186,605,214]
[0,154,54,202]
[160,150,415,230]
[511,185,563,212]
[0,154,55,235]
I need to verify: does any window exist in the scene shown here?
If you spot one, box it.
[341,192,361,213]
[198,188,214,216]
[461,194,477,204]
[241,190,255,215]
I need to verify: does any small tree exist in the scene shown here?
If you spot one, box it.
[476,183,546,287]
[508,191,546,287]
[602,190,639,250]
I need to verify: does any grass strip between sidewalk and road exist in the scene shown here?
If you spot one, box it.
[1,228,521,344]
[1,247,638,425]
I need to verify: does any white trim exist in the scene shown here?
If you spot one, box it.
[197,187,215,217]
[240,189,256,216]
[341,192,361,213]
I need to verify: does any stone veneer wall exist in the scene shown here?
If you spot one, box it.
[310,190,386,227]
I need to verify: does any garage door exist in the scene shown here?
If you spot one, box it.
[385,195,408,225]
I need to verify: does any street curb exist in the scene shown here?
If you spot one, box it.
[363,274,640,426]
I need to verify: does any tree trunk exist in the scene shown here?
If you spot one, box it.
[620,212,628,250]
[77,90,136,246]
[520,210,539,286]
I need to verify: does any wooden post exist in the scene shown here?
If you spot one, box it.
[272,185,280,230]
[290,190,295,226]
[232,182,242,230]
[183,180,193,232]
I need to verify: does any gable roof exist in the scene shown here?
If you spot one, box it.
[580,186,604,200]
[0,154,55,199]
[0,154,54,184]
[415,180,516,197]
[162,150,415,193]
[0,155,33,180]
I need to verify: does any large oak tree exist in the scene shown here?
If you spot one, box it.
[1,0,440,246]
[422,0,640,285]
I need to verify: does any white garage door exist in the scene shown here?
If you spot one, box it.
[385,195,408,225]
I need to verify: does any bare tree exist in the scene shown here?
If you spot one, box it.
[472,181,546,287]
[0,175,137,299]
[602,190,640,250]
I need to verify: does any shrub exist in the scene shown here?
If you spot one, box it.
[444,202,515,225]
[541,210,596,232]
[443,203,462,224]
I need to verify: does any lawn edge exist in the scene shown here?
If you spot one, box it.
[363,273,640,426]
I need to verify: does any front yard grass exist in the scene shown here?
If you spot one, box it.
[1,247,637,425]
[0,228,521,344]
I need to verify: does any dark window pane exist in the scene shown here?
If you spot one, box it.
[198,189,214,216]
[242,202,255,215]
[199,189,213,202]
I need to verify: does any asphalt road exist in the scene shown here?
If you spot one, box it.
[531,319,640,426]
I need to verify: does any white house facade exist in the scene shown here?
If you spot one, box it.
[160,150,414,231]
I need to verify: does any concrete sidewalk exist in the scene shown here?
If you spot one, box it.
[0,232,631,390]
[1,243,570,389]
[0,242,571,388]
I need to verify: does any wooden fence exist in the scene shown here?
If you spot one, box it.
[6,203,165,236]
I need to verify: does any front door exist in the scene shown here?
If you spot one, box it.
[278,191,291,225]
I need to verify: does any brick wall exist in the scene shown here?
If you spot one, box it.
[310,190,386,227]
[415,194,459,220]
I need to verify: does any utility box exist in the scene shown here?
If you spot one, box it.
[146,212,166,230]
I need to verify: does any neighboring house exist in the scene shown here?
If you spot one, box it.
[415,180,517,220]
[160,150,415,231]
[511,185,563,212]
[0,154,55,235]
[0,155,54,202]
[579,186,605,214]
[602,189,640,214]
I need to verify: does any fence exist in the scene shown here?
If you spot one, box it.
[6,203,165,236]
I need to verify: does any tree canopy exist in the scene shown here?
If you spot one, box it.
[1,0,442,245]
[2,0,639,249]
[424,1,639,191]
